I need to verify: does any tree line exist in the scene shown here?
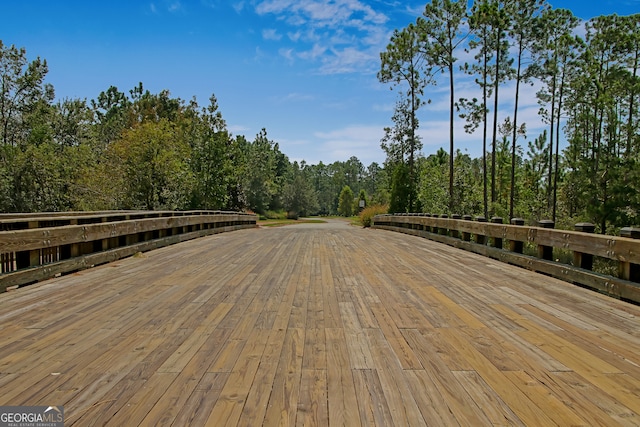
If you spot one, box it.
[0,40,387,218]
[378,0,639,234]
[2,0,638,235]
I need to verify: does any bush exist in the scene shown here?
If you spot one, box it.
[359,204,388,228]
[264,210,287,220]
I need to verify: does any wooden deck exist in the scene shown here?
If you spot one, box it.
[1,219,640,426]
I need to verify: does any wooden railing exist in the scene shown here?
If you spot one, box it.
[373,213,640,304]
[0,210,257,292]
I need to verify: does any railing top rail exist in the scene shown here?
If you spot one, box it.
[374,214,640,264]
[0,210,256,228]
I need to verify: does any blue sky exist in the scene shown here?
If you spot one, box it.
[3,0,639,166]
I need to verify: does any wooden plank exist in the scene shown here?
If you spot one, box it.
[302,328,326,370]
[157,303,233,374]
[550,371,639,426]
[237,328,286,426]
[105,371,180,427]
[421,286,486,329]
[305,256,325,329]
[171,373,229,427]
[296,369,328,427]
[437,328,558,426]
[68,328,190,424]
[339,302,375,369]
[353,369,394,426]
[522,304,640,373]
[370,303,422,370]
[494,304,640,413]
[205,329,269,427]
[365,328,426,427]
[503,370,588,426]
[452,370,525,426]
[137,328,235,426]
[404,370,460,427]
[401,329,493,426]
[2,219,640,426]
[325,327,361,427]
[262,328,305,426]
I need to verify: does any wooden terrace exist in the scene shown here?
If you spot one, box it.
[1,219,640,425]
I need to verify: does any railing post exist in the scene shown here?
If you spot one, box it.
[417,214,425,232]
[537,220,555,261]
[462,215,472,241]
[16,221,40,270]
[475,216,487,245]
[451,214,461,239]
[509,218,525,253]
[619,227,640,282]
[439,214,449,236]
[424,214,432,233]
[431,214,439,234]
[574,223,595,270]
[491,217,503,249]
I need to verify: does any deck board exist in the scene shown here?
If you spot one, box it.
[2,218,640,425]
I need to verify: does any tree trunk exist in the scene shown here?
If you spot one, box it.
[449,61,455,211]
[491,25,501,213]
[510,41,523,220]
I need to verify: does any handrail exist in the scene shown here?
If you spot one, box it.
[0,210,257,292]
[373,213,640,304]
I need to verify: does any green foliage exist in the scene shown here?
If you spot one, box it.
[282,161,319,219]
[4,14,640,239]
[263,210,288,220]
[359,204,389,228]
[109,120,194,210]
[389,162,413,213]
[338,185,355,217]
[418,153,449,214]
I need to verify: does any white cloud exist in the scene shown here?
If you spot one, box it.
[256,0,387,26]
[298,43,327,60]
[287,31,302,42]
[320,46,377,74]
[372,102,394,112]
[254,0,391,75]
[228,124,251,134]
[279,47,294,62]
[168,1,183,12]
[149,1,183,14]
[262,28,282,40]
[314,125,385,164]
[272,92,315,103]
[232,1,245,13]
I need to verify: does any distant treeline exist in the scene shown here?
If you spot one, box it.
[0,41,384,218]
[1,0,639,234]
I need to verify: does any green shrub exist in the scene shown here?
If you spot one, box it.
[264,210,287,220]
[359,204,388,228]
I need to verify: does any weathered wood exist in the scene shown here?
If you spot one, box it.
[376,224,637,301]
[1,220,640,425]
[0,212,254,253]
[0,211,256,291]
[374,214,640,302]
[619,227,640,282]
[375,215,640,265]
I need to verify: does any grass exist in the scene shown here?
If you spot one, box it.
[258,218,327,227]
